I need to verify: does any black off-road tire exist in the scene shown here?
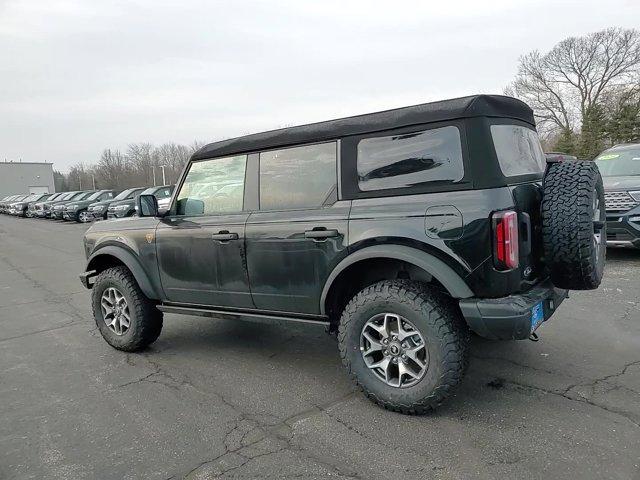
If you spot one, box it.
[91,266,163,351]
[542,161,606,290]
[338,280,469,414]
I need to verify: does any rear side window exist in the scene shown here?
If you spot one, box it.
[259,142,337,210]
[357,126,464,191]
[491,125,545,176]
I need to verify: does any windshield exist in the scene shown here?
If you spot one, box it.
[142,186,173,198]
[86,191,105,201]
[75,191,95,200]
[113,188,142,200]
[594,146,640,176]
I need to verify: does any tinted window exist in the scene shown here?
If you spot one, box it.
[113,188,140,201]
[155,187,172,199]
[595,146,640,176]
[491,125,545,176]
[259,142,337,210]
[357,126,464,191]
[142,186,173,198]
[86,191,105,201]
[176,155,246,215]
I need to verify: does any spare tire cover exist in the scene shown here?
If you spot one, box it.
[541,161,606,290]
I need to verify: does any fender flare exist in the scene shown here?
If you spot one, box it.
[320,245,473,315]
[85,245,161,300]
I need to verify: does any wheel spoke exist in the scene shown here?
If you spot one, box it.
[101,299,114,316]
[369,315,391,339]
[370,357,391,382]
[397,320,420,342]
[405,344,427,369]
[362,331,383,356]
[398,361,419,381]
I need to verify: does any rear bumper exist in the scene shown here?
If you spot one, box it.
[459,280,568,340]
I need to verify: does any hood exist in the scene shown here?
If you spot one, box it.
[68,199,95,207]
[90,199,116,208]
[108,199,135,208]
[602,176,640,191]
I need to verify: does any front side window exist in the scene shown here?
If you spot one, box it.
[491,125,545,176]
[259,142,337,210]
[176,155,247,216]
[357,126,464,191]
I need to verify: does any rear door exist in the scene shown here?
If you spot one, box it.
[245,141,349,314]
[156,155,253,308]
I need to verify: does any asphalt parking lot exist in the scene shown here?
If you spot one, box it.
[0,215,639,480]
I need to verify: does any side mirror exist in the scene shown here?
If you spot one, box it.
[136,194,158,217]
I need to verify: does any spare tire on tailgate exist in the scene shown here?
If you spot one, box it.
[541,161,606,290]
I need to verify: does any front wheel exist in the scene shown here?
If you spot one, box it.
[92,266,163,351]
[338,280,469,414]
[77,210,91,223]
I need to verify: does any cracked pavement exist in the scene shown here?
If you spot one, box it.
[0,215,639,479]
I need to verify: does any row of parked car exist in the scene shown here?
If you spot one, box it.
[0,185,174,222]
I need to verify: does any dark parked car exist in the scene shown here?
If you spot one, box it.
[8,193,53,217]
[0,195,23,213]
[594,142,640,248]
[135,185,174,215]
[545,152,578,162]
[64,190,116,222]
[80,95,605,413]
[36,191,80,218]
[27,192,64,217]
[88,187,146,220]
[107,185,173,219]
[51,191,94,219]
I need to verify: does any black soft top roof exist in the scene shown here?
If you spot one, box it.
[193,94,534,161]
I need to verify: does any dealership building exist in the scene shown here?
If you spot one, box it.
[0,162,55,197]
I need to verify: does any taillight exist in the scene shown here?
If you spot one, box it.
[492,210,519,270]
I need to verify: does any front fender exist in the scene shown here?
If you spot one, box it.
[84,245,161,300]
[320,244,473,315]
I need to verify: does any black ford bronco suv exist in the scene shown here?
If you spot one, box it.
[80,95,606,413]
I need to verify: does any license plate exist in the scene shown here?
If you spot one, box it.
[531,301,544,332]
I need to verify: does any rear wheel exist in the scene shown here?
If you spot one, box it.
[92,266,163,351]
[542,161,606,290]
[338,280,469,414]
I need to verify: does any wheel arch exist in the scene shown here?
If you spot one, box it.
[321,245,473,318]
[85,246,161,300]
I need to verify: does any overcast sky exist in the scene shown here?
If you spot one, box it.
[1,0,639,171]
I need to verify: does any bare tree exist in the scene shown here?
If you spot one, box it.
[60,140,208,191]
[508,28,640,136]
[96,149,130,189]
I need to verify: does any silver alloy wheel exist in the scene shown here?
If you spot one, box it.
[101,287,131,336]
[79,211,90,223]
[360,313,428,388]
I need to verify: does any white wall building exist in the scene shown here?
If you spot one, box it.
[0,162,55,197]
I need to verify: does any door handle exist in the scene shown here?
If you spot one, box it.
[304,229,339,240]
[211,231,239,241]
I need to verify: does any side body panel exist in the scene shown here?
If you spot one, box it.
[155,214,252,307]
[245,202,350,314]
[347,188,518,298]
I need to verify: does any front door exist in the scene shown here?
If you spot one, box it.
[156,154,252,307]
